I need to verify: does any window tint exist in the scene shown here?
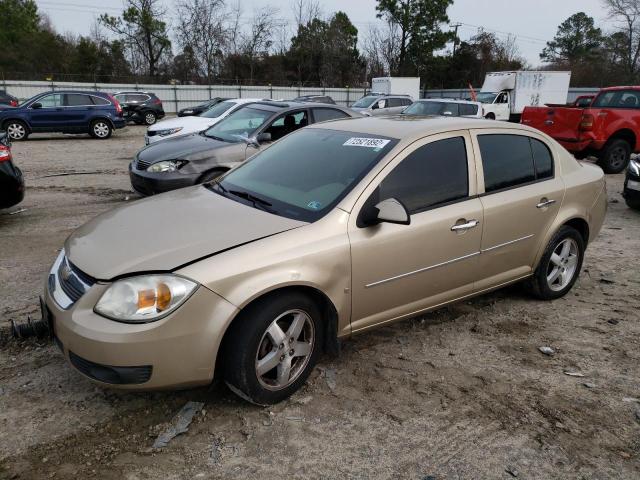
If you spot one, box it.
[204,107,273,143]
[478,135,536,192]
[200,100,235,119]
[592,89,640,108]
[387,98,403,107]
[459,103,479,116]
[36,94,62,108]
[373,99,387,109]
[126,94,149,103]
[265,110,309,141]
[91,96,110,105]
[531,138,553,179]
[378,137,469,214]
[401,98,412,106]
[313,108,349,122]
[65,94,91,106]
[442,103,459,116]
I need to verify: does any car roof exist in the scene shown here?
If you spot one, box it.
[113,91,155,95]
[242,100,343,112]
[599,86,640,92]
[310,115,534,142]
[36,90,108,96]
[419,98,481,105]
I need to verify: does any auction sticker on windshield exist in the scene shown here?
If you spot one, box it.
[343,137,391,148]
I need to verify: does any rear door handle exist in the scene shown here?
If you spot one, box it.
[451,219,479,231]
[536,198,556,209]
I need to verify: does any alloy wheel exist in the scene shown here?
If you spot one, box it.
[254,309,314,391]
[145,113,156,125]
[7,123,25,140]
[609,146,626,170]
[546,238,579,291]
[93,122,110,138]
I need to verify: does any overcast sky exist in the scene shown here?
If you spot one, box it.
[36,0,612,66]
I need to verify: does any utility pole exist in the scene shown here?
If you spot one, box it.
[451,23,462,56]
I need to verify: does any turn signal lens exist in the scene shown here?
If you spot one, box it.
[579,113,594,131]
[156,283,172,311]
[137,289,157,309]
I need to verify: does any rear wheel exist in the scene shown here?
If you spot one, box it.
[598,139,630,174]
[144,111,157,125]
[89,120,112,139]
[485,113,495,120]
[223,292,324,405]
[5,120,28,141]
[526,226,584,300]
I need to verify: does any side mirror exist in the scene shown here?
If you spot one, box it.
[375,198,410,225]
[256,132,272,143]
[442,110,453,116]
[31,102,42,109]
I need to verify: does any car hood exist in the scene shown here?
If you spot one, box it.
[149,116,217,132]
[65,186,307,280]
[137,133,240,164]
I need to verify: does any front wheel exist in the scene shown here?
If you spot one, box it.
[223,292,324,405]
[89,120,112,139]
[526,226,585,300]
[5,120,28,140]
[598,139,630,174]
[485,113,495,120]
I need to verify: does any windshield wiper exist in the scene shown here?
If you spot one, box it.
[229,189,274,212]
[203,132,227,141]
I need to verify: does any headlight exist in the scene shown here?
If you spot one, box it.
[154,127,183,137]
[629,158,640,176]
[94,274,198,323]
[147,160,187,173]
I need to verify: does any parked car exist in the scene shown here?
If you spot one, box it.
[0,131,24,208]
[292,95,336,104]
[623,156,640,209]
[44,117,606,404]
[178,97,229,117]
[521,86,640,173]
[0,91,18,107]
[0,90,125,141]
[572,95,595,108]
[402,99,483,118]
[350,94,413,116]
[113,91,165,125]
[145,98,266,145]
[130,101,359,195]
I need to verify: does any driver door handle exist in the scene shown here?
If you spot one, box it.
[536,198,556,209]
[451,219,479,231]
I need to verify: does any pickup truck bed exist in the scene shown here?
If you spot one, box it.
[521,87,640,174]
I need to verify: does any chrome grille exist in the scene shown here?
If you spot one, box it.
[136,157,151,170]
[57,257,95,304]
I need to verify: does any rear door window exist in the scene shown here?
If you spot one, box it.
[478,134,555,193]
[442,103,460,116]
[264,110,309,141]
[65,94,92,106]
[312,108,350,122]
[378,137,469,214]
[459,104,479,116]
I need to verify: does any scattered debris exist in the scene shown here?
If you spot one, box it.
[608,319,619,325]
[635,409,640,424]
[599,277,615,284]
[285,416,303,422]
[2,208,27,216]
[40,171,102,178]
[564,371,585,377]
[152,401,204,448]
[325,368,337,392]
[11,316,50,340]
[294,395,313,406]
[505,465,519,477]
[622,397,640,403]
[583,383,596,389]
[538,346,555,356]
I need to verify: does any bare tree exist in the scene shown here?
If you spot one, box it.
[362,20,402,79]
[241,6,279,83]
[292,0,322,26]
[176,0,228,83]
[603,0,640,80]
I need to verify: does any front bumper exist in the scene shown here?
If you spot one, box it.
[44,271,238,390]
[623,171,640,201]
[129,162,200,196]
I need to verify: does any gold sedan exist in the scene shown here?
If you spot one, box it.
[43,116,607,404]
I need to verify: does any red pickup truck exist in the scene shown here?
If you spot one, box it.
[521,86,640,173]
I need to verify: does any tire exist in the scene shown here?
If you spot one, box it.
[198,169,227,184]
[143,111,157,125]
[89,120,112,139]
[223,292,324,405]
[526,225,585,300]
[485,113,495,120]
[597,139,630,174]
[4,120,28,141]
[625,196,640,210]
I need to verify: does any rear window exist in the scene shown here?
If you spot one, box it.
[312,107,350,122]
[592,90,640,108]
[478,134,553,193]
[200,101,235,118]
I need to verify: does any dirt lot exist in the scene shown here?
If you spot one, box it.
[0,126,639,479]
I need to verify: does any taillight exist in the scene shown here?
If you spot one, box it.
[108,94,122,114]
[153,98,162,105]
[10,100,17,107]
[579,113,594,131]
[0,145,12,162]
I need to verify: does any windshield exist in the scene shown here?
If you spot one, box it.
[352,96,379,108]
[200,101,235,118]
[211,128,398,221]
[476,92,498,104]
[204,106,273,142]
[403,101,448,115]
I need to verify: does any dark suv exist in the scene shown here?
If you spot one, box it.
[0,90,125,140]
[113,91,165,125]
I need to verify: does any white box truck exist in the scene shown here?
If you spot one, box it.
[477,71,571,122]
[371,77,420,100]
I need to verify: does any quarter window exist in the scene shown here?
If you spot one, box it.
[91,96,110,106]
[378,137,469,214]
[312,108,349,122]
[478,134,554,193]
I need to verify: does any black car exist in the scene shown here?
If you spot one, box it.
[292,95,336,104]
[0,131,24,209]
[178,97,229,117]
[0,90,18,107]
[113,91,165,125]
[129,102,359,195]
[623,157,640,210]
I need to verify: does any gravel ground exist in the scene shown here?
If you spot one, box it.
[0,126,639,480]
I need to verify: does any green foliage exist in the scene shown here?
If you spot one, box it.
[541,12,604,64]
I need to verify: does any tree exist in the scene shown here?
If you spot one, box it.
[241,7,279,83]
[541,12,604,64]
[321,12,365,86]
[602,0,640,81]
[99,0,171,77]
[375,0,454,76]
[176,0,227,83]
